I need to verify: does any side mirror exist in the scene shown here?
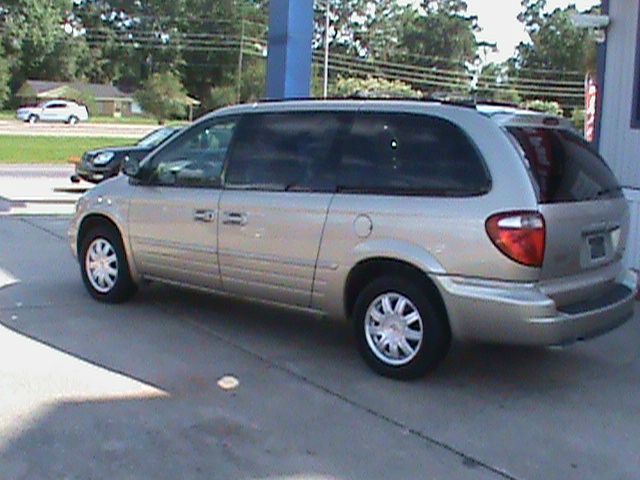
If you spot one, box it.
[123,156,141,178]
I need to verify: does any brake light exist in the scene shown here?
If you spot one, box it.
[485,212,546,268]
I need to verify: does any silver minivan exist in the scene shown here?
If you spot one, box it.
[69,100,637,379]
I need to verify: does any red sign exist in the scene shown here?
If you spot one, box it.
[585,75,597,142]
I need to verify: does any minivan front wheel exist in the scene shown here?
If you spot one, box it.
[353,276,450,379]
[80,226,136,303]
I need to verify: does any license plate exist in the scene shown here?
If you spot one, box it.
[588,235,606,260]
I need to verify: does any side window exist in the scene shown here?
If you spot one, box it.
[225,112,350,192]
[145,117,237,188]
[337,113,491,196]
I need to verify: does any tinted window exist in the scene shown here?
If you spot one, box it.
[137,127,179,148]
[225,112,350,192]
[337,113,490,196]
[144,118,237,188]
[507,127,622,203]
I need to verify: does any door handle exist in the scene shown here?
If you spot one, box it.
[193,209,216,223]
[222,212,247,226]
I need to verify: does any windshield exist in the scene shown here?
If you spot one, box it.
[137,128,178,149]
[506,126,622,203]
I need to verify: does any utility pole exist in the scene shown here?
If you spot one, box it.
[237,19,245,103]
[323,0,330,98]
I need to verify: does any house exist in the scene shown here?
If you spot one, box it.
[596,0,640,270]
[16,80,138,117]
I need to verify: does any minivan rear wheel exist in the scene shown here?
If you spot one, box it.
[353,276,450,379]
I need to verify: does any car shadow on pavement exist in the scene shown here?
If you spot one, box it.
[132,283,634,395]
[2,279,638,480]
[3,275,636,398]
[0,300,497,480]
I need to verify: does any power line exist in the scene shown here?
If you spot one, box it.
[317,55,583,97]
[77,36,582,97]
[323,49,584,87]
[318,61,584,99]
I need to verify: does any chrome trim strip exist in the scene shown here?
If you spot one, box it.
[223,276,309,296]
[219,249,315,268]
[131,236,217,255]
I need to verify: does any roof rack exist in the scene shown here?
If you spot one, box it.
[257,94,478,109]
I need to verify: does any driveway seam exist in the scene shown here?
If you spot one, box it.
[178,314,521,480]
[17,217,67,240]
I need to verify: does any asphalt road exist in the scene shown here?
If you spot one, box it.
[1,215,639,480]
[0,119,157,138]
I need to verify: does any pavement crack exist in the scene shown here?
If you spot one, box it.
[17,216,67,240]
[0,302,87,311]
[178,313,521,480]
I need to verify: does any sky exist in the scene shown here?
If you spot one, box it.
[402,0,601,63]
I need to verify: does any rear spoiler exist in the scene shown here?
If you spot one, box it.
[487,111,575,131]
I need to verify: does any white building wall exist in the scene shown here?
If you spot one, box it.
[599,0,640,268]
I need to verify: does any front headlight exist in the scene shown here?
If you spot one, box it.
[92,151,115,166]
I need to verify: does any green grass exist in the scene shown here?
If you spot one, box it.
[0,135,133,164]
[0,110,15,121]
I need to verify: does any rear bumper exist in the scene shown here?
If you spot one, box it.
[435,270,637,346]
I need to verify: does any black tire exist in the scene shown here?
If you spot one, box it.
[28,114,39,124]
[79,225,137,303]
[68,115,79,125]
[353,275,451,379]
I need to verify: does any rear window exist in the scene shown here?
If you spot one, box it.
[337,113,491,196]
[507,127,622,203]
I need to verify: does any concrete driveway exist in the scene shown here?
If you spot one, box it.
[1,215,639,480]
[0,165,89,215]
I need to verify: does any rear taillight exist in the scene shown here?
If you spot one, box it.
[485,211,546,268]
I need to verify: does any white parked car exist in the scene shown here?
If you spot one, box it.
[16,100,90,125]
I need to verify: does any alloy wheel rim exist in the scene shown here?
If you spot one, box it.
[85,238,118,293]
[365,292,424,366]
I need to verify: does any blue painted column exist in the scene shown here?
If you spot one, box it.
[266,0,314,99]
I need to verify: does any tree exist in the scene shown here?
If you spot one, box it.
[0,44,10,108]
[61,87,98,116]
[331,76,422,98]
[70,0,266,101]
[396,0,479,68]
[474,62,521,104]
[1,0,91,80]
[524,99,563,116]
[206,85,236,111]
[510,0,598,108]
[135,72,188,123]
[314,0,480,96]
[515,1,593,74]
